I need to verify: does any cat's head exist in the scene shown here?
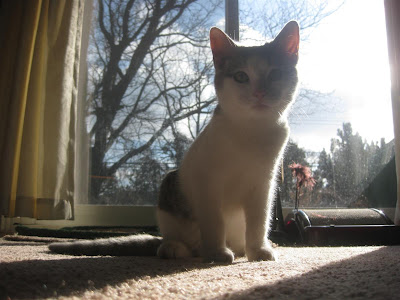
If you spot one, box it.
[210,21,299,122]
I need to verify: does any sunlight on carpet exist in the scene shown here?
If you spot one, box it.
[0,238,399,299]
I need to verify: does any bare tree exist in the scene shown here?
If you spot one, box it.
[86,0,343,203]
[240,0,343,40]
[87,0,221,201]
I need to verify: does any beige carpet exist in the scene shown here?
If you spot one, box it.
[0,237,399,299]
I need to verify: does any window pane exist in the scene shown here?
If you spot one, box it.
[241,0,394,208]
[83,0,224,205]
[82,0,395,211]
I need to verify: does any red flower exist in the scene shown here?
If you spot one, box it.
[289,163,316,210]
[288,163,316,190]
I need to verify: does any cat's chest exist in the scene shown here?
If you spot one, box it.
[182,117,289,182]
[212,120,288,161]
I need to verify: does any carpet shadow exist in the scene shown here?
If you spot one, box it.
[218,246,400,300]
[0,253,217,299]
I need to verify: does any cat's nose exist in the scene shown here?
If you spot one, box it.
[253,90,266,100]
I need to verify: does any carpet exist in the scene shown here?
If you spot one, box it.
[0,237,399,299]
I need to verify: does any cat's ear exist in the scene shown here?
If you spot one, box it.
[210,27,236,68]
[273,21,300,63]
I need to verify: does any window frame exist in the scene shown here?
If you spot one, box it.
[5,205,157,229]
[10,0,398,230]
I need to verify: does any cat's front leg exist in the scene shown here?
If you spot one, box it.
[200,223,235,264]
[196,200,234,263]
[243,192,276,262]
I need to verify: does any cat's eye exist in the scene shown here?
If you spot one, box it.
[233,71,249,83]
[268,69,282,81]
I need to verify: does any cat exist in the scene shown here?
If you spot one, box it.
[49,21,300,264]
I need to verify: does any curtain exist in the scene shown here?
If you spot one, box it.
[0,0,87,220]
[384,0,400,225]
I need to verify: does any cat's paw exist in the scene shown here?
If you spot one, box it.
[157,241,191,259]
[203,247,234,264]
[246,247,276,262]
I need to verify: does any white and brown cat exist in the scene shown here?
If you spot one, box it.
[49,21,300,263]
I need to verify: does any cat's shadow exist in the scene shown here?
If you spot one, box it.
[0,250,244,299]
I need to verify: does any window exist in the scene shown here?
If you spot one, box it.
[82,0,395,215]
[83,0,224,206]
[288,0,394,209]
[238,0,395,211]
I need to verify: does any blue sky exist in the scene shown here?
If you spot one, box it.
[291,0,394,151]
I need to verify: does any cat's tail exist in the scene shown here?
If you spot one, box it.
[48,234,162,256]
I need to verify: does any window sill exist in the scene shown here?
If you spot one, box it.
[1,205,158,233]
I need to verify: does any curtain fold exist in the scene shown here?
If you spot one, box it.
[0,0,86,219]
[384,0,400,225]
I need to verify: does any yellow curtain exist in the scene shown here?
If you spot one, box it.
[0,0,86,219]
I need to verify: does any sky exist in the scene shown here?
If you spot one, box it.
[290,0,394,152]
